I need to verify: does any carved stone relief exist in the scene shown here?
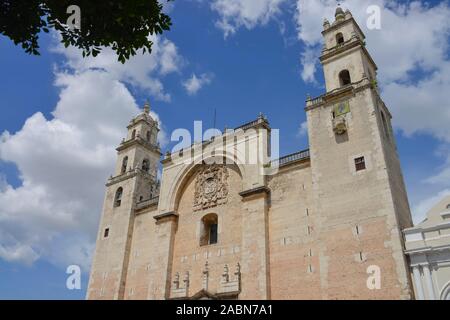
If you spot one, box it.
[193,164,229,211]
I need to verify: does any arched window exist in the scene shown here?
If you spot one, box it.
[121,156,128,174]
[336,32,344,45]
[142,159,150,172]
[339,70,351,87]
[146,131,151,142]
[446,204,450,210]
[114,187,123,207]
[200,213,218,246]
[131,129,136,139]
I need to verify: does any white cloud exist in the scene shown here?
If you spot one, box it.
[210,0,287,37]
[295,0,450,224]
[52,35,183,102]
[0,37,173,270]
[300,48,319,84]
[412,189,450,224]
[0,71,140,270]
[297,121,308,137]
[296,0,450,83]
[182,73,213,95]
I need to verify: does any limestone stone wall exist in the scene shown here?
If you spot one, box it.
[87,176,138,300]
[170,164,243,298]
[267,162,319,299]
[306,86,412,299]
[123,205,158,299]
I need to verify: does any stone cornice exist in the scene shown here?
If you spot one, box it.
[404,221,450,234]
[153,211,179,222]
[320,38,378,72]
[116,136,161,155]
[105,168,155,187]
[405,243,450,256]
[135,196,159,214]
[305,78,373,111]
[239,186,270,198]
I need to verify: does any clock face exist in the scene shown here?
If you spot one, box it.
[335,101,350,116]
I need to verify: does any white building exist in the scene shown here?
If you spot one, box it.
[404,195,450,300]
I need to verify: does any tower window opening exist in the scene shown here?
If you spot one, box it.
[146,131,150,142]
[446,204,450,210]
[339,70,351,87]
[104,228,109,238]
[336,32,344,45]
[142,159,150,172]
[355,157,366,172]
[114,187,123,207]
[200,213,218,246]
[131,129,136,139]
[121,156,128,174]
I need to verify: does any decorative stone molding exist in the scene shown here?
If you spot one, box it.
[332,116,347,135]
[116,135,161,155]
[202,261,209,291]
[239,186,270,198]
[171,271,189,299]
[153,211,178,222]
[218,262,241,294]
[193,164,229,211]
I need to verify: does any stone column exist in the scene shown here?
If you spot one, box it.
[147,211,178,299]
[239,186,270,299]
[412,265,424,300]
[422,264,436,300]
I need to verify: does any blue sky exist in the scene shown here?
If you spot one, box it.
[1,0,450,299]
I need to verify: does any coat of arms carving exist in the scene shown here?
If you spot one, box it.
[193,164,229,211]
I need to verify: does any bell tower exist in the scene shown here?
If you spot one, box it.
[321,6,378,92]
[87,101,161,300]
[305,7,414,299]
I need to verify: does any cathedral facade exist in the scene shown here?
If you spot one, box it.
[87,8,414,300]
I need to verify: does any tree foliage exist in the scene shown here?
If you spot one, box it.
[0,0,172,63]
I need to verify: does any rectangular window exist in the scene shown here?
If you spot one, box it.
[354,157,366,171]
[104,228,109,238]
[209,223,218,245]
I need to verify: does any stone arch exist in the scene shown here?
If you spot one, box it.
[169,152,244,212]
[440,281,450,300]
[339,69,351,87]
[336,32,344,45]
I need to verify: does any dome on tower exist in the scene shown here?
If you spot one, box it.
[335,5,345,21]
[335,6,344,17]
[129,100,157,127]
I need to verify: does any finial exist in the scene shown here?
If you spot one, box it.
[222,264,230,283]
[335,4,345,20]
[143,100,150,114]
[235,262,241,275]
